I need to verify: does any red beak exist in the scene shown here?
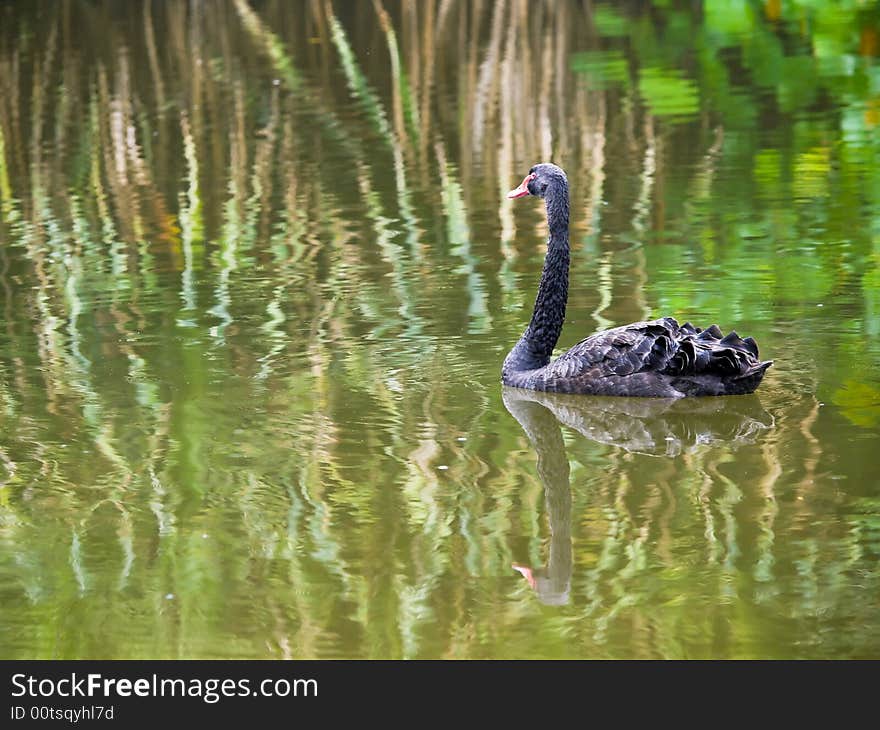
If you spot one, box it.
[507,173,535,199]
[512,563,537,589]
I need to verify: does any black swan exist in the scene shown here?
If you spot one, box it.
[503,163,772,397]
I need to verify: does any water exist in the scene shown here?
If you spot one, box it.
[1,0,879,659]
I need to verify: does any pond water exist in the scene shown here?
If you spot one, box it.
[1,0,879,659]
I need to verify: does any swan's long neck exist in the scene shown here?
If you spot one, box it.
[503,181,570,378]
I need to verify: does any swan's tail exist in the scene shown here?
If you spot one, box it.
[729,358,773,394]
[664,321,772,395]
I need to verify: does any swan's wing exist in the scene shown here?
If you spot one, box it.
[544,317,680,379]
[546,316,768,381]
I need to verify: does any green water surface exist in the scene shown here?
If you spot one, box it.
[1,0,879,659]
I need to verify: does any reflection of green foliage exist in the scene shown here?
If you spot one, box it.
[704,0,756,37]
[638,67,701,118]
[833,380,880,428]
[592,5,629,37]
[575,0,880,399]
[570,51,630,90]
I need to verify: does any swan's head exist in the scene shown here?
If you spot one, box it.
[507,162,567,200]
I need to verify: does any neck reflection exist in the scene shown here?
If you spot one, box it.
[503,388,773,606]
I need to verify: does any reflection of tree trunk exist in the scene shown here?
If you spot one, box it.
[472,0,507,160]
[504,391,573,606]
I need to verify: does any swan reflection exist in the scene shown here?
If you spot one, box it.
[503,387,773,605]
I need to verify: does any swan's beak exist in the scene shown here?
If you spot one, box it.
[512,563,537,589]
[507,174,534,199]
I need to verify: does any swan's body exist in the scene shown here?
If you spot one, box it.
[502,163,772,397]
